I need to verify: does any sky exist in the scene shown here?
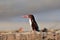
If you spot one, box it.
[0,0,60,31]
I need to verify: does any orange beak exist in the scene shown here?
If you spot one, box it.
[22,15,28,18]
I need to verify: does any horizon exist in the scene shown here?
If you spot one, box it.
[0,0,60,31]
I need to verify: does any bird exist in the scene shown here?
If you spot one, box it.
[22,14,40,32]
[42,28,48,32]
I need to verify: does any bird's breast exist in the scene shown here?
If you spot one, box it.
[29,19,32,26]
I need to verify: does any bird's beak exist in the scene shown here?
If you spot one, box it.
[22,15,28,18]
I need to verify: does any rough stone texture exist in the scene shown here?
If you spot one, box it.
[0,32,60,40]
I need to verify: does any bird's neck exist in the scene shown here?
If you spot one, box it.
[29,18,32,26]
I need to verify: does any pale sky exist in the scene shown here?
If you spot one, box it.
[0,0,60,31]
[0,0,60,17]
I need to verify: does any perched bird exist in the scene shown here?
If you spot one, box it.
[22,14,40,32]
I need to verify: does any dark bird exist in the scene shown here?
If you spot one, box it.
[22,14,40,32]
[42,28,48,32]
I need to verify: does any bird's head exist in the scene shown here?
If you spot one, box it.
[22,14,34,19]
